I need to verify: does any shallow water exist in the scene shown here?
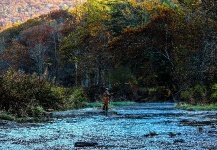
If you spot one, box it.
[0,103,217,150]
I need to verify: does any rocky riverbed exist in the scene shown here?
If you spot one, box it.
[0,103,217,150]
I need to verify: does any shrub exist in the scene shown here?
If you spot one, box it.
[50,86,73,109]
[0,69,37,117]
[0,69,66,117]
[180,89,193,102]
[176,103,217,110]
[0,113,15,121]
[67,88,88,109]
[193,84,207,103]
[211,84,217,103]
[180,84,207,105]
[27,105,45,117]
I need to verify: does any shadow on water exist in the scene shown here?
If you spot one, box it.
[0,103,217,150]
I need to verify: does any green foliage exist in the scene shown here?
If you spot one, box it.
[62,4,69,10]
[27,106,45,117]
[0,69,65,117]
[0,69,91,118]
[51,87,72,100]
[109,66,133,85]
[180,84,207,104]
[211,84,217,98]
[180,89,193,102]
[110,101,135,107]
[109,66,134,97]
[52,87,74,109]
[1,0,217,107]
[162,0,178,9]
[0,70,36,117]
[178,0,200,8]
[176,103,217,111]
[0,113,15,121]
[85,101,135,108]
[67,88,88,109]
[85,101,102,108]
[104,0,151,36]
[210,84,217,103]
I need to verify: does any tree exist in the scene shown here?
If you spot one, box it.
[108,5,181,84]
[19,24,53,77]
[177,0,217,86]
[60,0,112,87]
[104,0,153,37]
[1,40,32,72]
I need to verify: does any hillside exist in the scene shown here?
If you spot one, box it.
[0,0,216,110]
[0,0,84,29]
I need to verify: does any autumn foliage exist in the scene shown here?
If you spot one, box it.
[0,0,217,117]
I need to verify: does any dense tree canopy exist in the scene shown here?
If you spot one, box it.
[1,0,217,106]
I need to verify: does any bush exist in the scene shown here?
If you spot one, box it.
[176,103,217,110]
[0,113,15,121]
[0,69,66,117]
[180,89,193,102]
[67,88,88,109]
[51,86,74,109]
[0,69,37,117]
[27,105,45,117]
[180,84,207,105]
[211,84,217,103]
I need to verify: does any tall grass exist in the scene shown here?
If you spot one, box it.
[85,101,135,108]
[176,103,217,111]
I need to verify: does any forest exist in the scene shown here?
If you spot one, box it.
[0,0,83,29]
[0,0,217,118]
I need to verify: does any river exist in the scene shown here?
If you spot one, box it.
[0,103,217,150]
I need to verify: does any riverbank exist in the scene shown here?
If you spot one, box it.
[1,101,217,123]
[85,101,135,108]
[175,103,217,111]
[0,101,135,122]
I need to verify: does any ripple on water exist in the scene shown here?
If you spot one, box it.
[0,103,217,150]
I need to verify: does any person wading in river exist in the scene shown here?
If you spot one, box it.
[102,88,111,112]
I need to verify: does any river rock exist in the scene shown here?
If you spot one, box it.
[174,139,185,143]
[0,120,21,128]
[0,120,8,125]
[144,132,158,137]
[74,141,98,147]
